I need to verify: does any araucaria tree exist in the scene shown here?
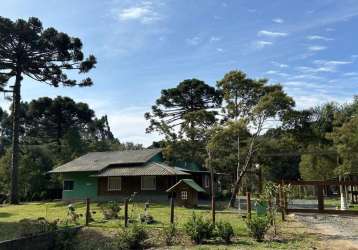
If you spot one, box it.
[0,17,96,204]
[217,70,294,207]
[145,79,222,163]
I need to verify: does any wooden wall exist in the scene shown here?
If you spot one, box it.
[97,176,175,196]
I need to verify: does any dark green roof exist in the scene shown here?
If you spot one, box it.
[174,161,206,172]
[166,179,206,193]
[92,162,190,177]
[50,148,162,173]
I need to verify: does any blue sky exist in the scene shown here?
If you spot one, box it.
[1,0,358,146]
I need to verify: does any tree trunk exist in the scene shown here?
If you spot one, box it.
[10,70,22,204]
[228,125,260,208]
[339,175,348,210]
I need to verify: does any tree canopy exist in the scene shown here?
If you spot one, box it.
[0,16,97,203]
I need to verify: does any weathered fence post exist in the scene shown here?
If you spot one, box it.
[170,194,175,224]
[279,184,285,221]
[208,148,216,224]
[124,198,129,227]
[85,198,90,226]
[246,192,251,220]
[317,184,324,212]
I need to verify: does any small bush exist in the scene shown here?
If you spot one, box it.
[163,224,177,246]
[139,214,154,224]
[67,204,80,224]
[115,224,148,250]
[18,217,58,237]
[215,221,234,244]
[184,213,214,244]
[245,215,271,242]
[99,201,121,220]
[53,226,79,250]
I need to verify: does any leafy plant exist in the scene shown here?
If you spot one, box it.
[183,213,214,244]
[53,225,79,250]
[67,204,80,224]
[139,214,154,224]
[99,201,121,220]
[115,224,148,250]
[18,217,58,237]
[163,224,177,246]
[215,221,234,244]
[245,215,271,242]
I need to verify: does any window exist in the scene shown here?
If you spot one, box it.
[63,180,74,191]
[181,191,188,200]
[108,177,122,191]
[204,175,210,188]
[141,176,156,190]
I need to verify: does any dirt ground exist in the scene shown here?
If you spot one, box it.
[293,213,358,250]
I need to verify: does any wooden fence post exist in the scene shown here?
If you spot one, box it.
[124,199,129,227]
[85,198,90,226]
[317,185,324,212]
[246,192,251,220]
[170,195,175,224]
[279,185,285,221]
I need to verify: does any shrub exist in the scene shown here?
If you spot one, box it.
[215,221,234,244]
[163,224,177,246]
[67,204,80,224]
[99,201,121,220]
[245,215,271,242]
[139,214,154,224]
[18,217,58,237]
[115,224,148,250]
[184,213,214,244]
[53,226,79,250]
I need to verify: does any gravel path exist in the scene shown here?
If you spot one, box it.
[294,213,358,249]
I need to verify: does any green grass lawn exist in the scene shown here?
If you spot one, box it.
[0,201,317,249]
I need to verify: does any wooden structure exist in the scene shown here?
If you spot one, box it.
[166,179,206,207]
[49,149,194,202]
[281,180,358,216]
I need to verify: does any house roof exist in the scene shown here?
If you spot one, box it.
[92,162,190,177]
[166,179,206,193]
[49,148,162,173]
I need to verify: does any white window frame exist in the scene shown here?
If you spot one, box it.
[63,180,74,191]
[141,176,156,191]
[181,191,188,200]
[108,177,122,191]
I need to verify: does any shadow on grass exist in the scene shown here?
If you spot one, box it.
[0,221,22,241]
[0,212,13,218]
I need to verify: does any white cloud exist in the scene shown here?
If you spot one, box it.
[325,28,335,32]
[289,74,324,80]
[307,45,327,51]
[108,106,160,146]
[295,60,351,74]
[186,36,201,46]
[117,1,161,24]
[313,60,351,66]
[258,30,288,37]
[272,61,289,68]
[210,36,221,42]
[272,18,284,24]
[266,70,290,77]
[254,40,273,49]
[344,72,358,77]
[306,35,333,41]
[216,48,224,52]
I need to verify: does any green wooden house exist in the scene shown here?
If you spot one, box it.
[50,148,197,202]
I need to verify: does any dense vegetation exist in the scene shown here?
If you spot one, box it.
[0,96,142,201]
[1,16,358,205]
[146,71,358,195]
